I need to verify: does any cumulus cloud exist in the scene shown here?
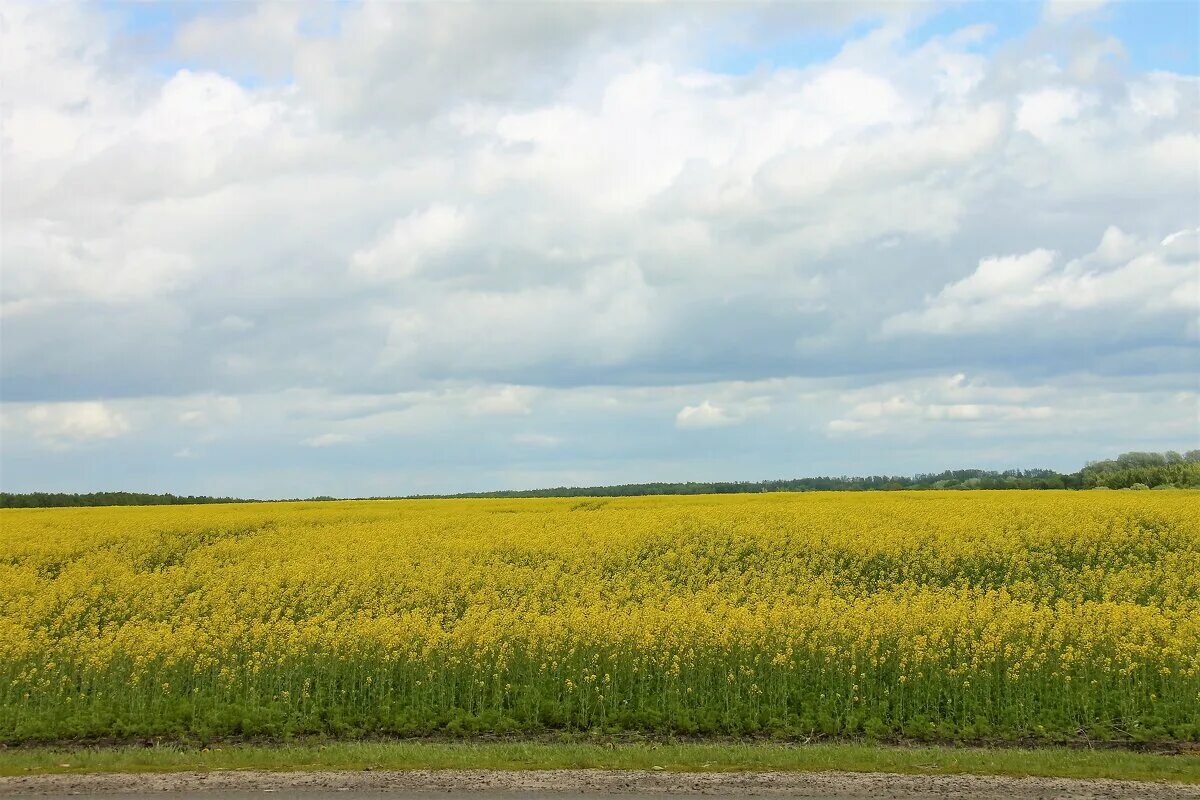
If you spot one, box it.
[469,386,537,416]
[1042,0,1109,24]
[676,401,742,429]
[882,227,1200,335]
[1,1,1197,494]
[351,204,471,281]
[5,222,194,305]
[381,260,659,377]
[302,433,358,448]
[0,375,1193,496]
[176,397,243,428]
[512,433,563,448]
[826,374,1059,437]
[21,402,131,448]
[215,315,255,332]
[5,1,1198,400]
[1015,88,1089,141]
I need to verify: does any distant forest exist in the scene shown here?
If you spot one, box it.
[443,450,1200,498]
[0,491,255,509]
[2,450,1197,508]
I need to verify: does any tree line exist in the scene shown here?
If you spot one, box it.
[0,491,254,509]
[2,450,1196,508]
[1079,450,1200,490]
[445,454,1198,498]
[445,468,1077,498]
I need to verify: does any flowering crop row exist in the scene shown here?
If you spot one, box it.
[1,491,1197,741]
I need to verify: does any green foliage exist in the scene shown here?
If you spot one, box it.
[1081,451,1200,490]
[0,492,253,509]
[3,740,1200,783]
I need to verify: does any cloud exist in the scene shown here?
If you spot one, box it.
[5,221,194,305]
[468,386,537,416]
[215,315,255,332]
[301,433,358,448]
[1015,88,1089,141]
[1042,0,1109,24]
[1,1,1198,494]
[381,261,659,378]
[0,375,1193,496]
[351,204,470,281]
[22,402,131,448]
[825,374,1060,437]
[176,397,243,427]
[882,227,1199,335]
[512,433,563,448]
[6,2,1198,401]
[676,401,742,430]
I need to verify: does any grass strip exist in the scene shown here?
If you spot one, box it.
[2,740,1198,783]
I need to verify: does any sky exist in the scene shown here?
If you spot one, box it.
[1,0,1198,498]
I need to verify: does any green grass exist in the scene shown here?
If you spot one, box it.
[1,740,1198,783]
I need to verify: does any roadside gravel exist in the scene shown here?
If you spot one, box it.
[2,768,1198,799]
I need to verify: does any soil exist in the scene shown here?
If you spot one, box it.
[1,769,1197,799]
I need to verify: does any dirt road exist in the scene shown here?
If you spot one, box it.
[1,769,1197,799]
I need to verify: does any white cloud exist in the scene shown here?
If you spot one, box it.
[176,397,243,427]
[512,432,563,448]
[883,227,1200,335]
[382,260,659,373]
[946,249,1059,302]
[676,401,742,429]
[826,374,1060,437]
[302,433,358,448]
[5,221,194,304]
[1042,0,1109,24]
[2,2,1199,494]
[215,315,255,332]
[22,402,130,448]
[1127,75,1181,121]
[173,4,308,84]
[469,386,536,416]
[1,373,1193,496]
[7,3,1197,398]
[1015,88,1088,141]
[351,204,470,281]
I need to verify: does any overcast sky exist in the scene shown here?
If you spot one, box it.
[1,0,1197,498]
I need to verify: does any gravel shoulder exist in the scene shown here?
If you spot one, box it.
[2,769,1199,799]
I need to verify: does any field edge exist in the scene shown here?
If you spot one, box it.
[1,740,1198,784]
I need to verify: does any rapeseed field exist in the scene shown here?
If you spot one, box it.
[1,492,1197,742]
